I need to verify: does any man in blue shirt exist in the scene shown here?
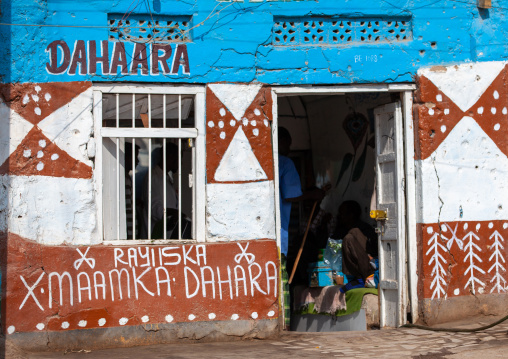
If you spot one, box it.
[278,127,326,330]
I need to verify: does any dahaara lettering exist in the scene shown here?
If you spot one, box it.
[45,40,190,76]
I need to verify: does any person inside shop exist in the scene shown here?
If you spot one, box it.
[332,200,378,292]
[278,126,328,329]
[125,143,140,239]
[141,143,190,239]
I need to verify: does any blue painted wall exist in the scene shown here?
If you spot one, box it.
[1,0,508,85]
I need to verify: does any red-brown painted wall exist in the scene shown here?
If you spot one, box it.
[2,234,279,334]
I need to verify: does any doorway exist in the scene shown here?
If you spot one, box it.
[272,86,417,329]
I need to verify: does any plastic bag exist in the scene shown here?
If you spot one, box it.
[323,238,343,272]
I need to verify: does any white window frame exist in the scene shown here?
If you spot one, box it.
[93,84,206,244]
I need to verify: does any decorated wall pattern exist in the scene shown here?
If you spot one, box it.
[416,62,508,300]
[205,84,276,241]
[0,82,99,245]
[422,221,508,299]
[2,234,279,334]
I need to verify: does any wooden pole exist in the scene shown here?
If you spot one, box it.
[288,201,318,284]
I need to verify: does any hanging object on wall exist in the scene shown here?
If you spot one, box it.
[343,113,368,150]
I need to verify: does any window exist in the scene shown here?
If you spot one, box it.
[93,85,205,242]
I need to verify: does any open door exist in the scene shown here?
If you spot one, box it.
[373,102,407,328]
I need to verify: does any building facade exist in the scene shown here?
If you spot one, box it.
[1,0,508,350]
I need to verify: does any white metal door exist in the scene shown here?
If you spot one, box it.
[374,102,407,328]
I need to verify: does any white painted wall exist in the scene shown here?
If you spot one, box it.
[418,61,506,112]
[208,84,262,121]
[0,87,99,245]
[417,116,508,223]
[0,175,99,244]
[0,99,33,166]
[38,88,95,167]
[206,181,276,241]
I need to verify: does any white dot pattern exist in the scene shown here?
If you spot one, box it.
[23,149,31,158]
[218,121,224,128]
[45,93,51,101]
[7,326,15,334]
[78,320,87,327]
[427,226,433,234]
[444,109,450,115]
[428,108,434,115]
[36,162,44,171]
[61,322,69,329]
[477,107,484,114]
[208,313,216,320]
[98,318,106,327]
[253,129,259,136]
[230,120,236,127]
[51,153,59,160]
[34,107,41,115]
[36,323,45,331]
[141,315,149,323]
[219,108,226,117]
[165,315,174,323]
[188,314,196,321]
[436,94,442,102]
[440,125,446,133]
[251,312,258,319]
[220,132,226,139]
[208,121,214,128]
[231,314,239,320]
[494,90,499,99]
[494,124,500,131]
[119,317,128,325]
[491,107,497,114]
[39,140,46,148]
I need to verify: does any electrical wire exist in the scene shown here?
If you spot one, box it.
[402,314,508,332]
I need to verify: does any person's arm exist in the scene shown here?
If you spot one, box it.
[284,187,326,203]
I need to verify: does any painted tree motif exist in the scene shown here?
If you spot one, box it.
[488,230,506,293]
[463,230,485,294]
[426,228,448,299]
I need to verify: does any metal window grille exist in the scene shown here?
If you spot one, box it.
[93,86,205,242]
